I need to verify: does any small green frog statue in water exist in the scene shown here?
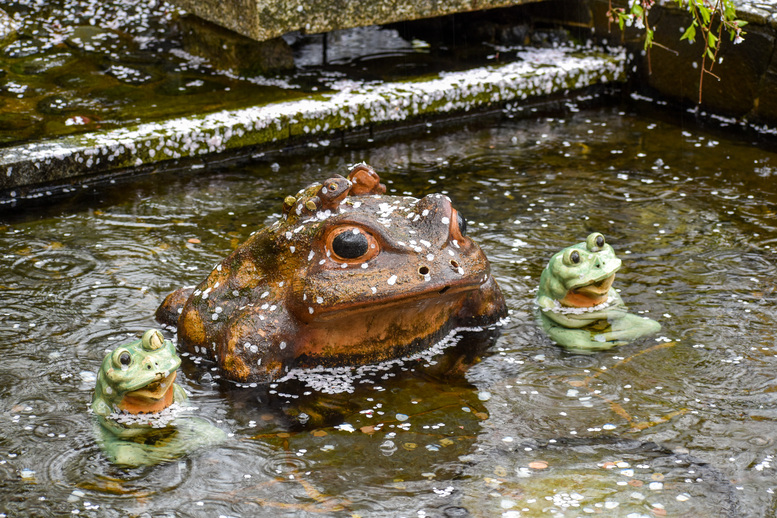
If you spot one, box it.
[536,233,661,353]
[91,329,225,466]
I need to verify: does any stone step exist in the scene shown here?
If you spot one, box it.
[0,45,625,203]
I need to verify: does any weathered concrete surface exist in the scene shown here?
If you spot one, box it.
[169,0,541,42]
[0,47,625,201]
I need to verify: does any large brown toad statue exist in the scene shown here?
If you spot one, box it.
[156,163,506,383]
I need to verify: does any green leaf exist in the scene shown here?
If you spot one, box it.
[708,33,718,48]
[681,24,697,43]
[644,28,654,49]
[699,6,711,24]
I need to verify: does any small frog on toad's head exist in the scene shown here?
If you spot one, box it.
[91,329,225,466]
[536,233,661,352]
[156,163,507,383]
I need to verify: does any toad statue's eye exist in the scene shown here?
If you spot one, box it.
[563,249,581,266]
[326,226,380,264]
[456,211,468,237]
[113,349,132,369]
[332,228,370,259]
[586,232,606,252]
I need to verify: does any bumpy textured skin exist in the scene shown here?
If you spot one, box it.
[156,164,507,382]
[92,329,225,466]
[536,233,661,352]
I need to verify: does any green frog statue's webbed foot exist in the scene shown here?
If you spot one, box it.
[95,416,226,467]
[542,311,661,353]
[544,323,619,353]
[592,313,662,344]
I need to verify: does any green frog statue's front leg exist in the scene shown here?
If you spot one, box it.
[91,329,225,467]
[536,233,661,353]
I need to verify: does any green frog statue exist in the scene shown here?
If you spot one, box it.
[536,233,661,353]
[91,329,225,466]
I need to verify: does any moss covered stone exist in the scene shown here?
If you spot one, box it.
[0,46,625,200]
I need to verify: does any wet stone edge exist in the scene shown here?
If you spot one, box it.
[0,47,626,203]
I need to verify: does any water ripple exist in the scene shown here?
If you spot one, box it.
[175,500,247,517]
[183,439,277,493]
[0,372,22,400]
[30,414,84,442]
[47,444,194,501]
[262,448,316,479]
[9,245,99,282]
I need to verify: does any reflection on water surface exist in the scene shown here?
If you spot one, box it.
[1,105,777,516]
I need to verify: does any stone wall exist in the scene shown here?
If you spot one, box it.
[526,0,777,128]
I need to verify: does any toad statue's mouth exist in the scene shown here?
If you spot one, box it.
[561,274,615,308]
[118,372,177,415]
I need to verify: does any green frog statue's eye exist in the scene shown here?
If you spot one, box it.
[586,233,606,251]
[563,249,581,265]
[112,349,132,369]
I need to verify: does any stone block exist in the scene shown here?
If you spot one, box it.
[178,15,294,75]
[752,33,777,124]
[169,0,540,43]
[0,46,625,199]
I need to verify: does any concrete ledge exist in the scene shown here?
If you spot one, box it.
[0,46,625,201]
[170,0,541,42]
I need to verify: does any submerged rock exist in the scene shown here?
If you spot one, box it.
[459,436,742,517]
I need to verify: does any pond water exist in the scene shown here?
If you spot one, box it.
[1,104,777,517]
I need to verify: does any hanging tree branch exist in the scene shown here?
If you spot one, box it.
[608,0,747,103]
